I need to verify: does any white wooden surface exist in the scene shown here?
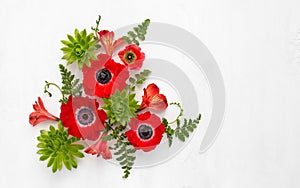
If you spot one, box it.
[1,0,300,187]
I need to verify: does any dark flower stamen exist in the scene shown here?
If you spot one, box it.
[77,107,95,126]
[138,124,153,140]
[96,68,112,84]
[125,52,136,63]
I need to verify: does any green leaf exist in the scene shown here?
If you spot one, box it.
[52,158,58,173]
[173,114,201,143]
[110,140,136,179]
[127,156,136,161]
[116,154,126,161]
[58,64,83,102]
[129,77,136,84]
[61,29,99,69]
[103,90,139,126]
[128,69,151,91]
[47,157,55,167]
[63,159,72,171]
[122,19,151,46]
[36,122,84,173]
[39,155,50,161]
[67,34,75,43]
[122,36,132,44]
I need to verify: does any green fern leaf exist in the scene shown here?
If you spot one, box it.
[122,19,150,46]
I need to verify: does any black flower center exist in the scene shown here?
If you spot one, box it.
[96,68,112,84]
[76,107,95,126]
[82,114,89,120]
[125,52,136,64]
[138,124,153,140]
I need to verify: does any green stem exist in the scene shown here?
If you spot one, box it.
[167,102,183,124]
[91,15,101,38]
[44,81,64,99]
[105,121,115,131]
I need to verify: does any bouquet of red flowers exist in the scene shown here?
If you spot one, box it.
[29,16,201,178]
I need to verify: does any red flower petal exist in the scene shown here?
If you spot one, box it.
[82,54,129,98]
[140,83,168,111]
[118,44,145,70]
[126,112,165,152]
[60,95,106,140]
[98,30,125,56]
[29,97,59,126]
[85,133,112,159]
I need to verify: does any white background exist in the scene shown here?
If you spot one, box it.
[1,0,300,187]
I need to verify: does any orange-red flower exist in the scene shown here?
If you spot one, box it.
[29,97,59,126]
[60,95,107,141]
[118,44,145,70]
[84,132,112,159]
[82,53,129,98]
[98,30,125,56]
[140,83,168,111]
[125,112,165,152]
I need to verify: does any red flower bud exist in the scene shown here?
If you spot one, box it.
[29,97,59,126]
[85,133,112,159]
[98,30,125,56]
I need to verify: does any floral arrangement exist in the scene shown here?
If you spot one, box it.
[28,16,201,178]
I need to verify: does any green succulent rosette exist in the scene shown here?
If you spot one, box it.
[102,90,140,125]
[37,122,84,172]
[61,29,98,69]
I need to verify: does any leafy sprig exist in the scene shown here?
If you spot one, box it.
[128,69,151,92]
[174,114,201,142]
[59,64,83,103]
[162,102,201,147]
[162,118,175,147]
[44,81,63,99]
[37,122,85,173]
[61,29,98,69]
[91,15,102,38]
[102,90,140,125]
[111,138,136,178]
[122,19,150,46]
[43,64,83,103]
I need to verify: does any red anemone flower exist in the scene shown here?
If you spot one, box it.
[125,112,165,152]
[98,30,125,56]
[60,95,107,141]
[29,97,59,126]
[82,53,129,98]
[140,83,168,111]
[84,132,112,159]
[118,44,145,70]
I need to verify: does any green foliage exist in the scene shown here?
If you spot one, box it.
[122,19,150,46]
[61,29,99,69]
[128,69,151,92]
[102,90,140,125]
[162,102,201,146]
[44,81,61,98]
[36,122,85,173]
[129,69,151,85]
[162,118,174,147]
[59,64,83,103]
[174,114,201,142]
[102,122,126,141]
[111,139,136,178]
[91,15,101,38]
[43,65,83,103]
